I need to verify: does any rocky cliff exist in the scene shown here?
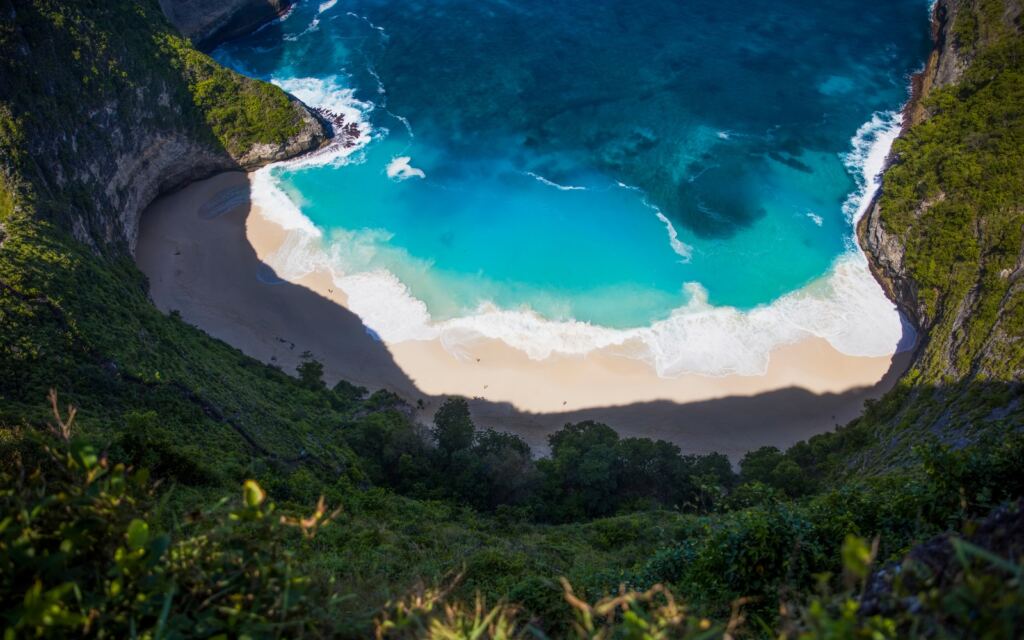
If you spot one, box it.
[0,0,327,254]
[860,0,1024,386]
[859,0,964,333]
[157,0,292,49]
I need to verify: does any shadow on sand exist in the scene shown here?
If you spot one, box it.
[136,171,914,462]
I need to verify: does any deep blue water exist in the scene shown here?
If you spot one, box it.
[213,0,929,349]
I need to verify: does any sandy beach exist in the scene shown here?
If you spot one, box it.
[136,171,911,458]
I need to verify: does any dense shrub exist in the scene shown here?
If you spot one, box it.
[0,425,340,637]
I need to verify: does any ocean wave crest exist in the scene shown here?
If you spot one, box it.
[842,110,902,225]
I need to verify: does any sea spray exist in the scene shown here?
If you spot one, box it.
[842,111,903,226]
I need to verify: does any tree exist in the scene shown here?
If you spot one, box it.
[739,446,784,485]
[618,438,695,510]
[432,397,475,456]
[296,350,325,390]
[739,446,812,497]
[538,422,622,521]
[472,429,537,508]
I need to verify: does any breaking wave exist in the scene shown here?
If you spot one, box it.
[250,83,911,377]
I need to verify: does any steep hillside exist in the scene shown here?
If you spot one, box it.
[0,0,326,253]
[0,0,345,478]
[863,0,1023,384]
[838,0,1024,470]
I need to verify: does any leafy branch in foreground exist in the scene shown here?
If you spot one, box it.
[0,395,342,638]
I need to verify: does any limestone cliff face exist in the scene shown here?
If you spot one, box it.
[98,95,324,254]
[859,0,1024,389]
[859,0,963,332]
[904,0,966,129]
[157,0,292,49]
[0,1,327,255]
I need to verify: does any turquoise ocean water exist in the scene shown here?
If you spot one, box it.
[214,0,930,376]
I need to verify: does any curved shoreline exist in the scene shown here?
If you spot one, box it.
[133,0,934,456]
[246,102,910,378]
[136,170,912,456]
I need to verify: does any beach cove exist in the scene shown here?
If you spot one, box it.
[134,0,933,457]
[136,171,912,457]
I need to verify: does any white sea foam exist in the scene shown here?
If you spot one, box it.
[346,12,389,40]
[806,211,824,226]
[251,76,376,230]
[249,75,911,377]
[284,9,325,41]
[251,171,321,235]
[267,76,375,169]
[526,172,586,191]
[655,213,694,263]
[387,110,414,138]
[251,3,295,35]
[386,156,426,180]
[257,221,904,377]
[842,110,902,226]
[618,181,694,263]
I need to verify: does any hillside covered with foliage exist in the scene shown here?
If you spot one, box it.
[845,0,1024,471]
[0,0,1022,637]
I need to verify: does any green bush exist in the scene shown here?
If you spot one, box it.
[0,424,341,637]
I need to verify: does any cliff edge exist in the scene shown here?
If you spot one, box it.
[0,0,327,254]
[860,0,1023,387]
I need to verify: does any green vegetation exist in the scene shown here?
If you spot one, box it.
[880,0,1024,383]
[0,0,308,244]
[344,397,738,517]
[157,33,303,156]
[0,0,1022,637]
[3,399,1023,637]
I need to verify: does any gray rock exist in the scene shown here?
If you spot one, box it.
[158,0,292,49]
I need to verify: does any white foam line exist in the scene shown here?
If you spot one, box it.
[251,3,296,35]
[249,78,911,377]
[655,212,694,263]
[842,110,903,227]
[346,11,389,40]
[525,172,586,191]
[617,181,694,262]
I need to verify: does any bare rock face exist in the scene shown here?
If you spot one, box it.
[69,90,326,256]
[237,98,328,168]
[0,1,328,256]
[904,0,965,128]
[858,0,961,333]
[859,199,922,327]
[157,0,292,49]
